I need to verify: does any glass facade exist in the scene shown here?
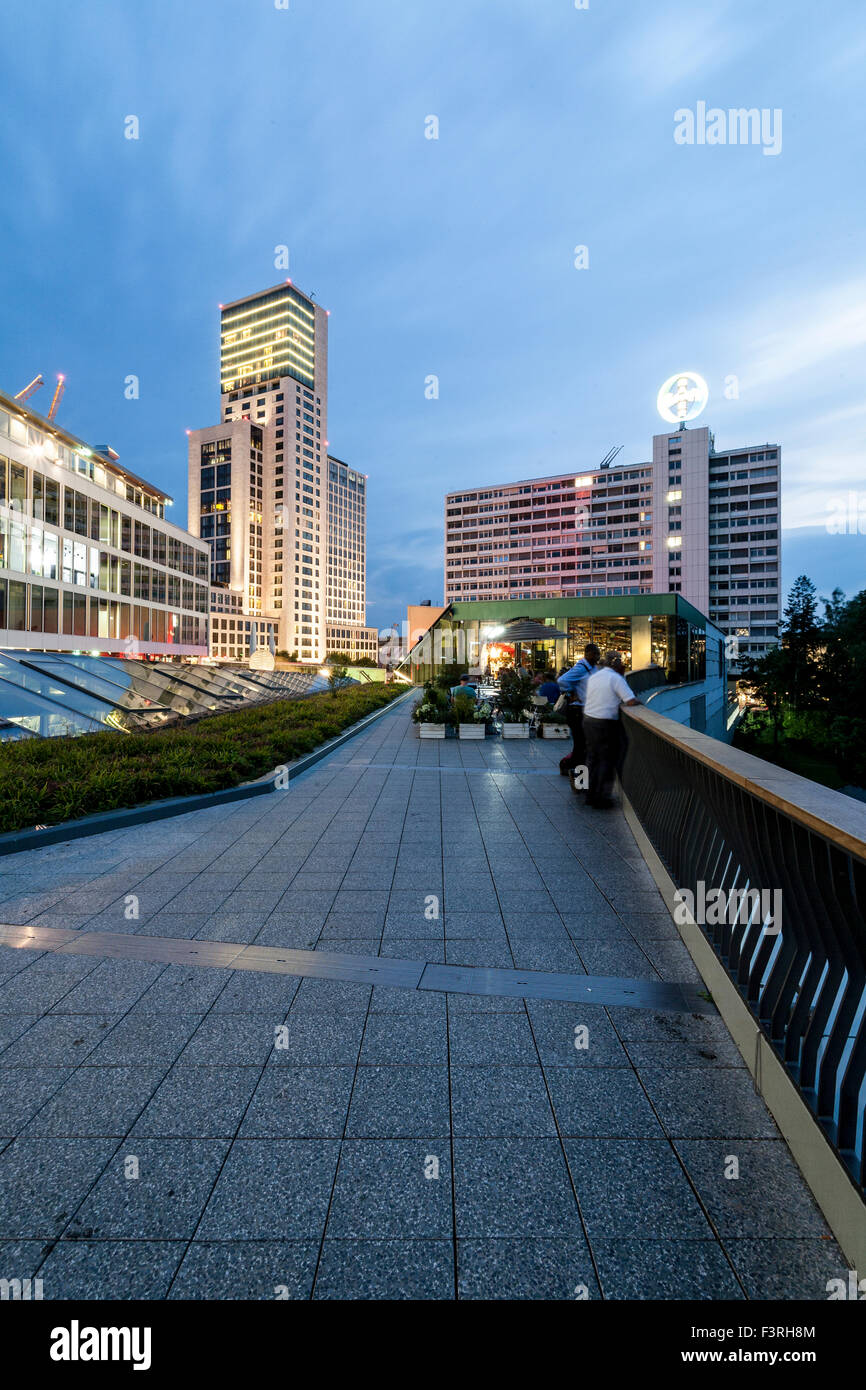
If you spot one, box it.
[0,402,209,656]
[221,285,317,393]
[401,598,711,688]
[0,650,332,739]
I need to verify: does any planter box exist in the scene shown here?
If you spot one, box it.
[501,722,530,739]
[418,723,446,739]
[540,724,570,739]
[458,723,486,740]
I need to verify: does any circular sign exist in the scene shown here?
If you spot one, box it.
[657,371,709,424]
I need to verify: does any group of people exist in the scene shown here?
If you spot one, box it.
[545,644,640,809]
[449,651,639,809]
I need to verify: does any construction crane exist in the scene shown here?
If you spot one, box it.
[598,445,624,469]
[14,374,44,402]
[47,374,65,420]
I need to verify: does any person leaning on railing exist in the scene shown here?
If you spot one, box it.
[582,650,641,809]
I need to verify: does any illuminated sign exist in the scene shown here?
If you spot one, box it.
[657,372,709,424]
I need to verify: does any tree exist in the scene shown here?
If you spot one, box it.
[816,588,847,706]
[822,587,847,630]
[820,588,866,782]
[740,646,791,748]
[738,580,866,786]
[323,651,352,695]
[781,574,821,711]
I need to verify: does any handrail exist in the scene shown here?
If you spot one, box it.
[620,704,866,1192]
[623,704,866,859]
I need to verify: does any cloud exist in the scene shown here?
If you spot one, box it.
[596,3,749,99]
[742,278,866,393]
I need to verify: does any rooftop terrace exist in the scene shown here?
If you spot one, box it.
[0,696,857,1298]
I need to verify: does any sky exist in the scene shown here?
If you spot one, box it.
[1,0,865,632]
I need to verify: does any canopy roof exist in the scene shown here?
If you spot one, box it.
[491,618,569,641]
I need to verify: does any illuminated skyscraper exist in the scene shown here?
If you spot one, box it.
[188,281,330,660]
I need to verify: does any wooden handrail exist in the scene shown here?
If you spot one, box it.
[622,704,866,861]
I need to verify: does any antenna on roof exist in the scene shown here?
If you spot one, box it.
[598,445,624,469]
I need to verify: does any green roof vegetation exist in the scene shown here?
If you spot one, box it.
[0,683,405,835]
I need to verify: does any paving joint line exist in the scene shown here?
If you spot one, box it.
[0,923,711,1014]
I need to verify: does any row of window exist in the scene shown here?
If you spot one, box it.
[0,519,207,612]
[0,416,166,518]
[1,460,205,577]
[0,579,205,646]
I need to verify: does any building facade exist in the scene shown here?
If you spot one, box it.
[188,282,375,666]
[0,388,209,657]
[400,594,730,739]
[189,280,375,661]
[188,281,329,661]
[324,625,379,663]
[209,588,277,664]
[444,424,780,669]
[325,454,377,661]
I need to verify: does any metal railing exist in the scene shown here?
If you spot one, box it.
[621,707,866,1191]
[625,665,670,696]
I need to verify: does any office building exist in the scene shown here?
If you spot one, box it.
[444,424,780,668]
[0,387,209,657]
[209,588,278,664]
[189,282,375,664]
[325,454,378,661]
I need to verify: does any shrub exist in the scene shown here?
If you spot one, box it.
[496,666,534,722]
[0,685,406,835]
[412,681,452,725]
[452,693,476,724]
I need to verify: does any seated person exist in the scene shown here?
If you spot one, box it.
[450,673,478,700]
[535,669,562,704]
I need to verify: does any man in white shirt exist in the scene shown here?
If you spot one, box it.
[582,650,640,808]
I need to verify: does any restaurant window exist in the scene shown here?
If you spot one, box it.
[689,626,706,682]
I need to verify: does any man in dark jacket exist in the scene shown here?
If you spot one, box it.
[555,643,600,776]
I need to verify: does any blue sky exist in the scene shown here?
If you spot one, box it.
[1,0,865,630]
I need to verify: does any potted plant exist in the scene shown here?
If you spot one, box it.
[454,693,491,740]
[412,682,452,739]
[538,705,570,739]
[496,666,534,738]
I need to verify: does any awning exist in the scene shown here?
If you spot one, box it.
[491,618,569,642]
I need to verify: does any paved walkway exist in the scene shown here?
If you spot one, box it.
[0,699,848,1299]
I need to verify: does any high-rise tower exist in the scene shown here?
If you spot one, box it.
[187,281,329,660]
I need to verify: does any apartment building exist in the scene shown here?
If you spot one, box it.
[0,387,209,656]
[444,423,780,667]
